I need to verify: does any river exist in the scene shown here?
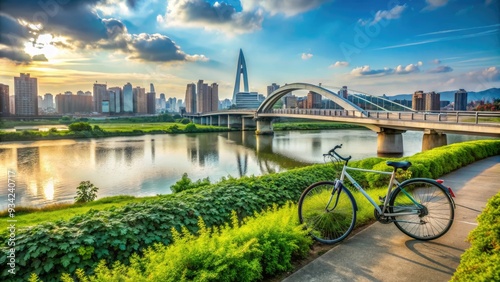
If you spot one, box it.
[0,129,492,210]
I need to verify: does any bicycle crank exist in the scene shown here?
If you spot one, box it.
[374,205,392,224]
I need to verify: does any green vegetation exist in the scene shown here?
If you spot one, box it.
[54,205,311,282]
[451,192,500,282]
[74,181,99,203]
[170,173,211,193]
[273,121,362,131]
[0,140,498,281]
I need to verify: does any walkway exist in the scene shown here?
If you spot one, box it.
[283,155,500,282]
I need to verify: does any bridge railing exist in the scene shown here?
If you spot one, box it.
[266,109,500,125]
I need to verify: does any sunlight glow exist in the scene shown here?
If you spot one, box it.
[24,33,60,59]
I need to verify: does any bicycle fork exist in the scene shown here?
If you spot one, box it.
[325,180,343,212]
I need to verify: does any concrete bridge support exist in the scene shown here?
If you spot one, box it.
[256,118,274,135]
[422,129,447,151]
[242,117,256,130]
[228,115,242,129]
[377,128,405,154]
[218,115,228,127]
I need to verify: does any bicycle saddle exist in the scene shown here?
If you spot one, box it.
[386,161,412,170]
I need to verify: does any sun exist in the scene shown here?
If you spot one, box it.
[24,33,60,60]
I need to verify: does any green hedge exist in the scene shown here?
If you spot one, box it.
[451,192,500,282]
[54,205,311,282]
[1,139,499,281]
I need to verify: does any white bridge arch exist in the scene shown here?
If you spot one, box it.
[256,83,367,116]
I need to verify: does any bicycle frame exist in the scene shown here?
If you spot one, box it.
[338,165,422,217]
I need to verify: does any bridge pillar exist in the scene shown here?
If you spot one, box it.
[377,128,405,154]
[242,117,256,131]
[228,115,242,129]
[219,115,228,127]
[422,129,447,151]
[256,118,274,135]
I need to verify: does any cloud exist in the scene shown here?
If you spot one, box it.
[330,61,349,68]
[32,54,48,61]
[0,0,207,64]
[394,63,420,74]
[422,0,449,11]
[163,0,264,34]
[301,53,313,60]
[351,65,393,76]
[433,59,441,64]
[358,4,406,26]
[240,0,332,17]
[428,65,453,73]
[468,66,500,82]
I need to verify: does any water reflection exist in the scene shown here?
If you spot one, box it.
[0,130,493,209]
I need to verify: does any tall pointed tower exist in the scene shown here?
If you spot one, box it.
[232,49,249,103]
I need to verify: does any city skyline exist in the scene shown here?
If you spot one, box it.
[0,0,499,100]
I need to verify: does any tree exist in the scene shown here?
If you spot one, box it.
[74,181,99,203]
[69,122,92,132]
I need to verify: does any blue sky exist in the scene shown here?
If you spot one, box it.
[0,0,499,100]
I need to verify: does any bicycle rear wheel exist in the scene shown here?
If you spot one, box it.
[298,181,357,244]
[389,179,454,240]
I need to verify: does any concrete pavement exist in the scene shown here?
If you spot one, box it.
[283,155,500,282]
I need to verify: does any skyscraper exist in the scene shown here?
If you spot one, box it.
[267,83,279,97]
[306,91,322,109]
[133,86,147,113]
[338,86,348,99]
[454,89,468,111]
[15,73,38,116]
[412,90,425,111]
[0,83,9,117]
[184,83,196,114]
[108,87,122,113]
[147,92,156,114]
[123,83,133,113]
[232,49,249,104]
[425,91,440,111]
[43,93,53,110]
[93,82,107,113]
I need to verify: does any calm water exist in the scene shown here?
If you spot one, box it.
[0,129,492,210]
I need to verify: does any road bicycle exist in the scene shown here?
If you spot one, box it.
[298,144,456,244]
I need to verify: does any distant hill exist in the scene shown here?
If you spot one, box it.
[385,88,500,103]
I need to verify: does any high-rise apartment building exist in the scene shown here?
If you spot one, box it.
[0,83,9,117]
[133,86,147,113]
[55,93,92,114]
[425,91,440,111]
[454,89,468,111]
[123,83,133,113]
[43,93,53,110]
[285,95,297,109]
[412,90,441,111]
[306,91,322,109]
[267,83,280,97]
[147,92,156,114]
[9,95,15,115]
[338,86,348,99]
[15,73,38,116]
[93,82,107,113]
[108,87,122,113]
[184,83,196,114]
[412,90,426,111]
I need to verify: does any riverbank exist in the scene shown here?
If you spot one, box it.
[0,120,360,142]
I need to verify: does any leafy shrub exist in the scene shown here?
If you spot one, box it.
[48,127,58,133]
[185,123,197,132]
[170,173,210,193]
[451,192,500,282]
[68,122,92,132]
[178,118,191,124]
[75,181,99,203]
[58,204,310,282]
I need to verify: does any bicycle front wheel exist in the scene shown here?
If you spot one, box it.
[298,181,357,244]
[389,179,454,240]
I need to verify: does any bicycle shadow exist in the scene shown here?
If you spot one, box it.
[402,240,463,274]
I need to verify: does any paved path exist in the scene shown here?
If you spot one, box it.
[283,155,500,282]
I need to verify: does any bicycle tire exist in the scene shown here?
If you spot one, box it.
[298,181,357,244]
[389,178,454,240]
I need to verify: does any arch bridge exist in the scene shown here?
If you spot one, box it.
[184,83,500,154]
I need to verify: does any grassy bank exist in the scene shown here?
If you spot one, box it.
[273,121,362,131]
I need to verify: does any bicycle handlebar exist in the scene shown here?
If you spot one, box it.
[323,144,352,162]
